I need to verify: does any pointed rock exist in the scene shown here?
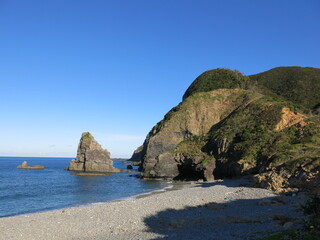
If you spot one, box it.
[66,132,120,173]
[21,161,28,168]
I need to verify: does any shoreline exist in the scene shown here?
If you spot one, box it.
[0,180,175,219]
[0,178,306,240]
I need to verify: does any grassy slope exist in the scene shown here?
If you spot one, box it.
[210,100,320,177]
[249,66,320,110]
[183,68,249,100]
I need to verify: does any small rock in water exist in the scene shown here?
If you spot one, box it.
[17,161,45,169]
[21,161,28,167]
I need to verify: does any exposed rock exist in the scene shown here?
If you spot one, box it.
[66,132,120,173]
[253,168,291,193]
[129,145,144,162]
[275,107,306,131]
[254,166,320,194]
[127,161,141,166]
[131,67,320,192]
[172,152,216,181]
[140,89,256,180]
[289,167,320,194]
[127,165,133,170]
[17,161,44,169]
[21,161,28,168]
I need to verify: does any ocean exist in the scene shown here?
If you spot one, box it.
[0,157,170,217]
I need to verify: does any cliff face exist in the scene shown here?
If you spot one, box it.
[140,88,260,180]
[133,67,320,192]
[130,145,144,162]
[66,132,120,173]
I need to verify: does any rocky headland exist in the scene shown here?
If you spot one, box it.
[66,132,121,173]
[17,161,44,169]
[132,67,320,194]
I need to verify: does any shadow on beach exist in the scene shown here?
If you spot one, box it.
[143,180,304,240]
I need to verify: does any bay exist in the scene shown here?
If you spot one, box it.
[0,157,169,217]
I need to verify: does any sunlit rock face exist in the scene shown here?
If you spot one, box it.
[66,132,120,173]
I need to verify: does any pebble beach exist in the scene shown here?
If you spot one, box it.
[0,178,305,240]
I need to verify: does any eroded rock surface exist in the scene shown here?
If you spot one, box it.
[66,132,120,173]
[140,89,257,181]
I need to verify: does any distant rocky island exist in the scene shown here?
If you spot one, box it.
[66,132,121,173]
[17,161,44,169]
[130,67,320,193]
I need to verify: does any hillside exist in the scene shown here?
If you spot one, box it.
[249,66,320,110]
[132,67,320,193]
[183,68,249,100]
[140,88,260,181]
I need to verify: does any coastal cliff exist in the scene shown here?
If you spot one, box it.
[66,132,120,173]
[132,67,320,193]
[140,88,260,181]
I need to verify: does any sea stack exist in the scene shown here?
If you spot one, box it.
[66,132,120,173]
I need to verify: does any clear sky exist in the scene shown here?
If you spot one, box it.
[0,0,319,158]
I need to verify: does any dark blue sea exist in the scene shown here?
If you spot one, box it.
[0,157,170,218]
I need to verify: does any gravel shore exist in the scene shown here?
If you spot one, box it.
[0,178,305,240]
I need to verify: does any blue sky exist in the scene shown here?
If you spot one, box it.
[0,0,319,158]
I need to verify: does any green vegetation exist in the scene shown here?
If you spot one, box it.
[183,68,249,100]
[82,132,93,140]
[183,66,320,111]
[150,88,257,137]
[172,135,215,164]
[172,136,207,155]
[208,97,320,176]
[249,67,320,110]
[178,67,320,179]
[142,65,320,188]
[211,98,283,140]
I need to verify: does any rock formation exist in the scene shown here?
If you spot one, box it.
[139,88,259,181]
[66,132,120,173]
[131,67,320,192]
[130,145,144,163]
[17,161,44,169]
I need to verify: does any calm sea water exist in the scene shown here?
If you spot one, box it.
[0,157,169,217]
